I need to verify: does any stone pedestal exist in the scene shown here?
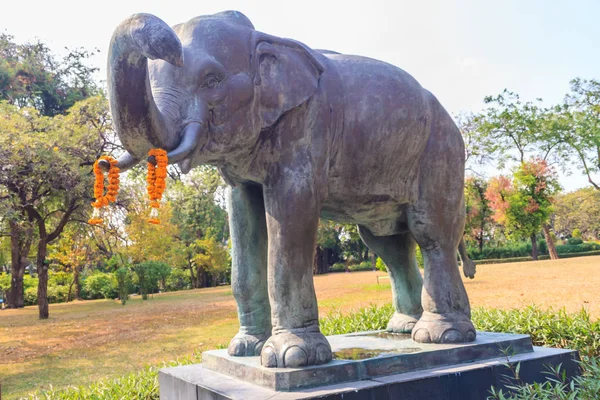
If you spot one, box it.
[159,331,579,400]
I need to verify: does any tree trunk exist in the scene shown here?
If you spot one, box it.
[530,234,538,261]
[479,222,485,253]
[188,261,196,288]
[313,246,329,275]
[542,224,559,260]
[74,266,82,300]
[36,237,49,319]
[371,252,377,271]
[7,220,32,308]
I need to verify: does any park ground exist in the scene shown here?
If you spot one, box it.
[1,256,599,398]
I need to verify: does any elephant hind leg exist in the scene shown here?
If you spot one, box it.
[358,226,423,333]
[406,105,475,344]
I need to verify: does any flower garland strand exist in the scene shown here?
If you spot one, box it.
[89,156,120,225]
[147,149,168,224]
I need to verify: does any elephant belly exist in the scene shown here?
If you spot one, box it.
[322,54,433,234]
[320,197,410,236]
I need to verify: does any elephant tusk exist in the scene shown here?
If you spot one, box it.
[162,122,202,165]
[98,152,141,172]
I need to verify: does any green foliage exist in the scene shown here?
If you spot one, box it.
[468,240,548,260]
[114,267,132,305]
[0,272,9,298]
[330,262,346,273]
[348,261,374,272]
[132,261,171,300]
[572,228,583,239]
[561,78,600,191]
[84,272,117,300]
[464,177,493,248]
[415,246,424,269]
[170,166,229,244]
[375,257,386,272]
[165,268,192,292]
[320,304,395,335]
[473,306,600,358]
[26,353,203,400]
[567,237,584,245]
[0,33,100,116]
[475,250,600,265]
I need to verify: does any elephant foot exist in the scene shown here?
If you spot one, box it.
[260,328,332,368]
[463,260,476,279]
[386,312,421,333]
[412,312,476,344]
[227,332,270,357]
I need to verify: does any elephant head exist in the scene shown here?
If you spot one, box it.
[106,11,324,174]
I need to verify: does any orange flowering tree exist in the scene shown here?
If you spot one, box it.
[485,159,560,260]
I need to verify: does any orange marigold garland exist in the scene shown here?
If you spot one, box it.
[147,149,168,224]
[89,156,120,225]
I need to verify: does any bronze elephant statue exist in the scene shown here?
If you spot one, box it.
[105,10,476,368]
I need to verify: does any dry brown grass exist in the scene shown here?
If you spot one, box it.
[1,255,598,398]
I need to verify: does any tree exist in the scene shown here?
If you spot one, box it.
[132,261,170,300]
[191,236,230,287]
[0,96,109,316]
[169,166,229,287]
[464,177,492,252]
[562,78,600,190]
[485,159,560,260]
[554,188,600,240]
[0,33,99,116]
[314,220,342,275]
[48,226,91,301]
[0,34,101,314]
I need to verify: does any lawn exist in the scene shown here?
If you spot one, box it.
[1,256,599,399]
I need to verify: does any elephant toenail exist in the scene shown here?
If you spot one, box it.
[283,346,308,368]
[261,346,277,367]
[412,329,432,343]
[254,340,266,355]
[227,339,245,356]
[404,322,416,332]
[316,344,332,364]
[466,330,477,342]
[441,329,463,343]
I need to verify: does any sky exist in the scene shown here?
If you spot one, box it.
[1,0,599,190]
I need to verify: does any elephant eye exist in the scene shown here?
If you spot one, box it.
[202,74,220,89]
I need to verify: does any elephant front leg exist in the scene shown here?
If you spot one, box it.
[227,185,271,357]
[260,176,332,368]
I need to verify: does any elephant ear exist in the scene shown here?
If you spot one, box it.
[251,33,324,129]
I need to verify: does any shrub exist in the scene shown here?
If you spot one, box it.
[165,268,192,292]
[0,273,10,298]
[348,261,374,272]
[132,261,171,300]
[84,272,117,299]
[27,353,203,400]
[415,246,424,268]
[375,257,386,272]
[114,267,132,305]
[329,262,346,273]
[567,237,584,245]
[24,286,38,305]
[572,228,582,239]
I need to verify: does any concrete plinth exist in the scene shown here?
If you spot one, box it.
[159,331,579,400]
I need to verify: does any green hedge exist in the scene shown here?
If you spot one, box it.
[475,250,600,265]
[468,241,600,261]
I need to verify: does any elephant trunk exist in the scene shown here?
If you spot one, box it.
[107,13,183,166]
